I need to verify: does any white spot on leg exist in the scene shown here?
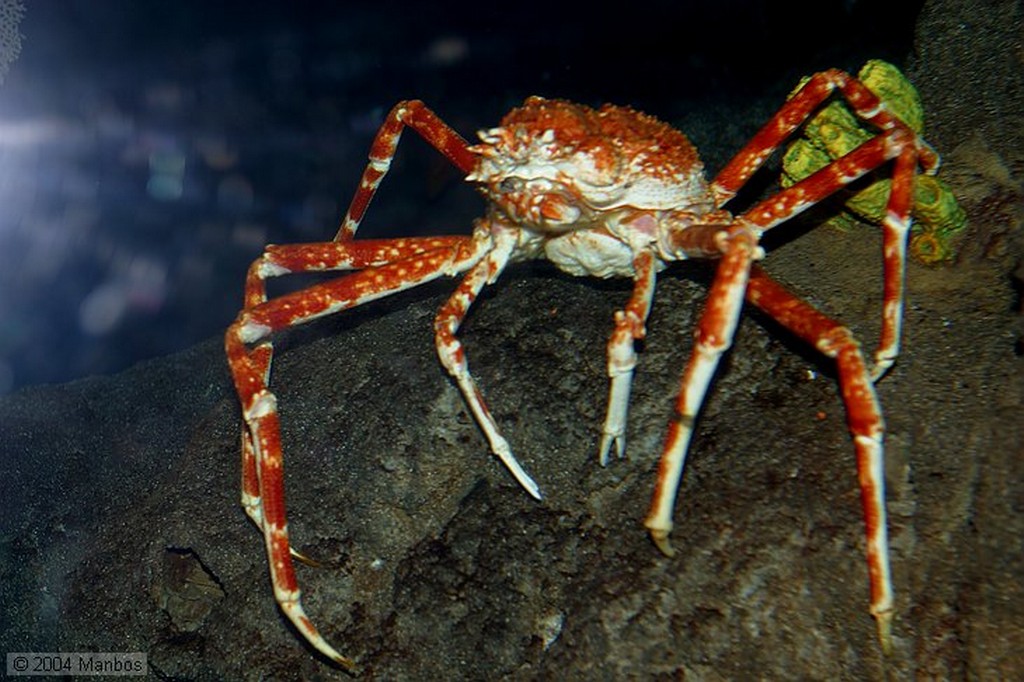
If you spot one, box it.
[859,103,883,119]
[239,321,272,344]
[242,492,263,525]
[246,391,278,419]
[273,583,301,605]
[814,337,839,357]
[885,209,910,231]
[370,157,391,173]
[258,261,291,278]
[883,299,900,323]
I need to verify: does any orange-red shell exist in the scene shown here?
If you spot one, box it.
[471,97,710,214]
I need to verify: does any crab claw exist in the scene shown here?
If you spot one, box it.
[537,193,581,226]
[598,431,626,466]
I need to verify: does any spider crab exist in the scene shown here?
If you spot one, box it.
[226,69,937,668]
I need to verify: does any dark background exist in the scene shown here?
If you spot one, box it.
[0,0,924,393]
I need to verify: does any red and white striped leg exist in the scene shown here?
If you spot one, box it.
[738,134,918,382]
[599,249,659,465]
[743,265,894,652]
[710,68,931,380]
[241,96,478,536]
[335,100,476,241]
[238,236,474,530]
[710,69,938,203]
[871,147,916,380]
[644,226,760,551]
[433,224,542,498]
[226,234,492,668]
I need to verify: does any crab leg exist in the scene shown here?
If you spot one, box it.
[336,100,476,241]
[743,265,893,651]
[710,69,937,203]
[239,237,473,394]
[599,249,658,464]
[240,94,477,525]
[739,136,913,647]
[645,225,759,551]
[869,146,916,380]
[647,134,913,647]
[226,234,491,669]
[242,96,474,458]
[238,236,473,529]
[741,134,919,382]
[645,231,894,650]
[433,223,542,498]
[710,68,931,380]
[647,129,913,647]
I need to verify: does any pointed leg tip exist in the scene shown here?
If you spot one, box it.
[310,631,360,673]
[495,448,542,500]
[289,547,323,568]
[870,358,895,383]
[332,653,361,674]
[876,611,894,655]
[514,464,543,500]
[597,436,613,467]
[648,528,676,557]
[283,601,359,673]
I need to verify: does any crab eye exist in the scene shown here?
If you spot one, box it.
[499,177,518,193]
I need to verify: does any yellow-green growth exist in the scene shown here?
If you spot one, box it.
[781,60,966,264]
